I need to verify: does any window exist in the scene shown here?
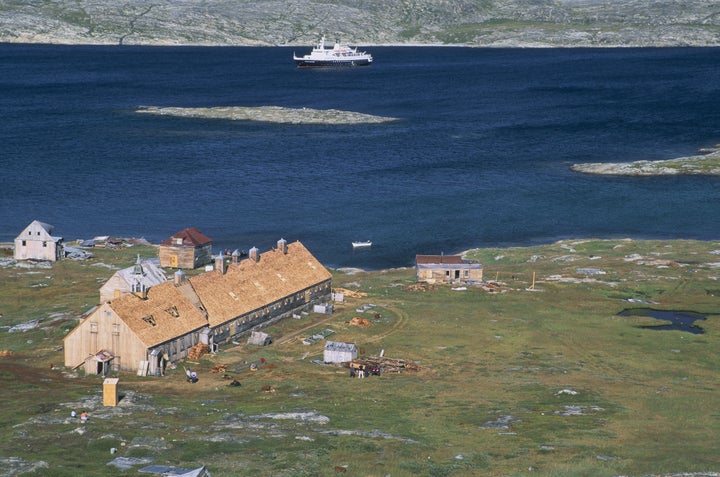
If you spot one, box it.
[21,240,26,246]
[90,322,98,334]
[43,241,47,247]
[142,315,157,326]
[112,323,120,336]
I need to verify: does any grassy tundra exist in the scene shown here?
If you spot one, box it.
[0,239,719,476]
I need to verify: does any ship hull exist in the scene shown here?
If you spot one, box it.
[295,58,372,68]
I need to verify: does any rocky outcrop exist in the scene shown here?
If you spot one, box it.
[571,148,720,176]
[1,0,720,47]
[135,106,399,125]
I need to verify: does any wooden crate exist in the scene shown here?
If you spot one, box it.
[103,378,119,406]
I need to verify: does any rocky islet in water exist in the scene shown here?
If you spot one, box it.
[571,147,720,176]
[135,105,399,125]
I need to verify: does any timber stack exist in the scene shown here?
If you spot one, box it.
[187,343,209,360]
[350,356,420,373]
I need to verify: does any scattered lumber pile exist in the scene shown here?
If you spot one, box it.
[348,317,372,327]
[0,350,13,357]
[351,356,420,374]
[404,283,435,292]
[187,343,209,360]
[210,363,228,374]
[333,287,367,298]
[481,282,503,292]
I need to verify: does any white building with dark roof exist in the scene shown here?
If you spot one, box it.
[14,220,64,262]
[324,341,358,364]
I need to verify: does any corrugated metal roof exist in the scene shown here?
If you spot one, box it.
[115,258,167,289]
[324,340,357,352]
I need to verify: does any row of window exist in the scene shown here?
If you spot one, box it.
[89,322,120,335]
[19,240,48,247]
[223,282,330,337]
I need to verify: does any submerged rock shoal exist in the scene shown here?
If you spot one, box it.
[136,105,399,125]
[571,148,720,176]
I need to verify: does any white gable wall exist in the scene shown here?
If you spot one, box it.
[14,220,63,261]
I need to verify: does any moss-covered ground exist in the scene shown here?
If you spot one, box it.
[0,238,719,476]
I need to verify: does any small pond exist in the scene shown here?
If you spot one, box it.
[618,308,707,334]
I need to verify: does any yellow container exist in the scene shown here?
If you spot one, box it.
[103,378,119,406]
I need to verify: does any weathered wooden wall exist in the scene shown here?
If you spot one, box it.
[159,243,212,269]
[64,303,143,372]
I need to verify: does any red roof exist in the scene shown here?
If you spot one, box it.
[416,254,464,265]
[161,227,212,247]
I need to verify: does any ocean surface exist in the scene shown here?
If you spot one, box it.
[1,44,719,270]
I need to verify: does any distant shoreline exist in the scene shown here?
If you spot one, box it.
[3,40,720,49]
[6,237,720,275]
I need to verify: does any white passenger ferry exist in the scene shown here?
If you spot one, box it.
[294,36,373,68]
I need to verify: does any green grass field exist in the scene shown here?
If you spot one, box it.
[1,239,719,476]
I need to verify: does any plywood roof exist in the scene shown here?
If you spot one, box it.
[108,281,209,348]
[106,240,330,345]
[189,241,332,327]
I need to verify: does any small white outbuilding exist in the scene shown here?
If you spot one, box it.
[323,341,357,364]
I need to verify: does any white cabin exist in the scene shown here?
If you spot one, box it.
[324,341,358,364]
[14,220,64,262]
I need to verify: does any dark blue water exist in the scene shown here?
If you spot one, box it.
[619,308,708,334]
[1,44,719,269]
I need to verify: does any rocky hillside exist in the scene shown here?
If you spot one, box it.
[1,0,720,47]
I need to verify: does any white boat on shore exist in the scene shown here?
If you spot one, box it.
[352,241,372,248]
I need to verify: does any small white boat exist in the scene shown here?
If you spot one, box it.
[352,241,372,248]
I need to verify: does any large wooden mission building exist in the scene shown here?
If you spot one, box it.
[64,239,332,375]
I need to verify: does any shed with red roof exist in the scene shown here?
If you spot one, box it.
[159,227,213,269]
